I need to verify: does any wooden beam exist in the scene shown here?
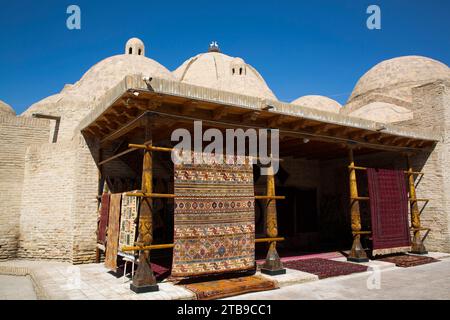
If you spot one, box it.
[260,162,285,274]
[347,147,369,262]
[100,113,147,146]
[241,111,260,123]
[212,106,228,120]
[267,115,283,128]
[407,155,427,254]
[121,237,285,252]
[130,116,158,292]
[180,100,198,116]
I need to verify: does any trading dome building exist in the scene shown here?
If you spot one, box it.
[0,38,449,291]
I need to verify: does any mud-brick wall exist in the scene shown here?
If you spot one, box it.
[71,134,99,264]
[17,140,77,261]
[408,81,450,252]
[0,115,50,260]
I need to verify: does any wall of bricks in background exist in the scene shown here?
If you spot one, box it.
[0,115,50,260]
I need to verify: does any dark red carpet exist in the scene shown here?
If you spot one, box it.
[367,168,410,251]
[378,254,439,267]
[282,258,368,279]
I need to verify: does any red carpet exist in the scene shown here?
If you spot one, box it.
[367,168,410,254]
[282,258,368,279]
[256,251,344,264]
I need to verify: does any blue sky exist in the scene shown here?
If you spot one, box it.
[0,0,449,114]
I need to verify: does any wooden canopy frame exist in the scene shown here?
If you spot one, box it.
[347,149,430,262]
[86,90,437,292]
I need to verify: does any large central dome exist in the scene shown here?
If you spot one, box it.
[173,48,277,100]
[348,56,450,103]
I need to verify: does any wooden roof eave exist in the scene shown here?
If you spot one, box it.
[78,75,439,153]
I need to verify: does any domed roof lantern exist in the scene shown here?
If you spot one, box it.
[125,37,145,56]
[208,41,220,53]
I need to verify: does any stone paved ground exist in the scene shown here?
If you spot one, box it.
[1,253,449,300]
[0,275,37,300]
[226,257,450,300]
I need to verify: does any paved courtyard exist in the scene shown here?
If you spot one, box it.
[229,257,450,300]
[0,253,449,300]
[0,275,37,300]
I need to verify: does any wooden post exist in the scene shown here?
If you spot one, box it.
[406,154,427,254]
[260,162,286,275]
[130,119,158,293]
[347,147,369,262]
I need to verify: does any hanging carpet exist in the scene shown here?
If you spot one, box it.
[367,168,411,256]
[118,191,140,260]
[97,193,110,245]
[171,153,256,279]
[183,275,278,300]
[104,193,122,271]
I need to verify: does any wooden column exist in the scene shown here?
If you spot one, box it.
[347,148,369,262]
[130,120,158,293]
[260,163,286,275]
[406,155,427,254]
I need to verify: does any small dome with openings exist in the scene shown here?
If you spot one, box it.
[125,37,145,56]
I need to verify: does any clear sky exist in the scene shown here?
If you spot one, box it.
[0,0,449,114]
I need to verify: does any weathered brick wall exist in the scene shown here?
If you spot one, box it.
[407,81,450,252]
[17,140,77,261]
[71,134,100,264]
[0,115,50,260]
[362,80,450,252]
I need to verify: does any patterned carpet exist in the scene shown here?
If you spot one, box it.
[172,153,255,278]
[282,258,368,279]
[118,192,139,259]
[183,275,278,300]
[378,254,439,267]
[367,168,411,255]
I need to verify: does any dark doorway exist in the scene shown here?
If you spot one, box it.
[276,187,320,253]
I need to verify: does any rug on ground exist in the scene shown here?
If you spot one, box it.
[378,254,439,267]
[367,168,411,256]
[282,258,368,279]
[183,275,278,300]
[171,152,255,279]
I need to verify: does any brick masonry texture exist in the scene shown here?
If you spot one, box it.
[0,116,50,260]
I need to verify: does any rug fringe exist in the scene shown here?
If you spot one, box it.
[372,246,411,256]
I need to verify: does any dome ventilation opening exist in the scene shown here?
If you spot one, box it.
[125,37,145,56]
[230,58,246,76]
